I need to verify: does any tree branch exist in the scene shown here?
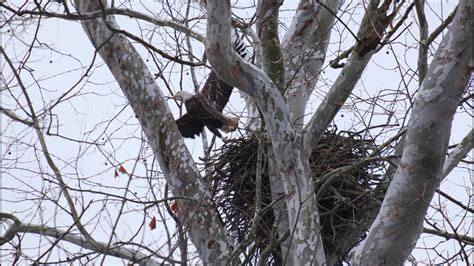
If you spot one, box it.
[0,4,205,42]
[423,228,474,245]
[415,0,429,84]
[426,6,457,47]
[282,0,344,127]
[206,2,293,145]
[256,0,284,90]
[0,106,34,127]
[435,189,474,214]
[302,0,403,154]
[442,128,473,179]
[0,213,164,265]
[2,3,205,66]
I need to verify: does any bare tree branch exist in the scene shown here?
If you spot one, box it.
[0,106,34,127]
[426,6,458,47]
[435,189,474,214]
[0,213,164,265]
[423,228,474,245]
[415,0,429,84]
[303,0,403,154]
[442,128,473,179]
[256,0,284,90]
[282,0,343,127]
[0,4,205,42]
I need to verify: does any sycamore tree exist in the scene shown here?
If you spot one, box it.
[1,0,472,265]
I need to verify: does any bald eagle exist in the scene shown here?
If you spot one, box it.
[170,40,248,139]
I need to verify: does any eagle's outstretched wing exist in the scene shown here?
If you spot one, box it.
[200,72,232,113]
[200,38,250,112]
[175,37,250,139]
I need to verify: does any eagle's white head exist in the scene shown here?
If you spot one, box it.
[170,91,194,102]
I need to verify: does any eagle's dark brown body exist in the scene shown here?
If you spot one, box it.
[173,39,247,138]
[176,73,238,138]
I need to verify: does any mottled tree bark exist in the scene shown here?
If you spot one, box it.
[206,0,326,264]
[351,0,473,263]
[74,0,235,264]
[282,0,344,128]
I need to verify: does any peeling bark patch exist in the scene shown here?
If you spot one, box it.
[231,64,238,78]
[207,240,216,249]
[154,97,160,107]
[209,43,221,57]
[230,64,242,88]
[419,85,443,102]
[383,227,398,239]
[425,120,436,129]
[159,129,171,167]
[389,206,399,219]
[295,19,313,36]
[378,257,386,264]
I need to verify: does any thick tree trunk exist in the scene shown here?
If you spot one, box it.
[206,1,326,264]
[351,1,472,263]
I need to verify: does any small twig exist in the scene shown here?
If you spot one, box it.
[316,0,360,43]
[436,189,474,214]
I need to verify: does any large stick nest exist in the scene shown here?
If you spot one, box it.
[204,128,385,264]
